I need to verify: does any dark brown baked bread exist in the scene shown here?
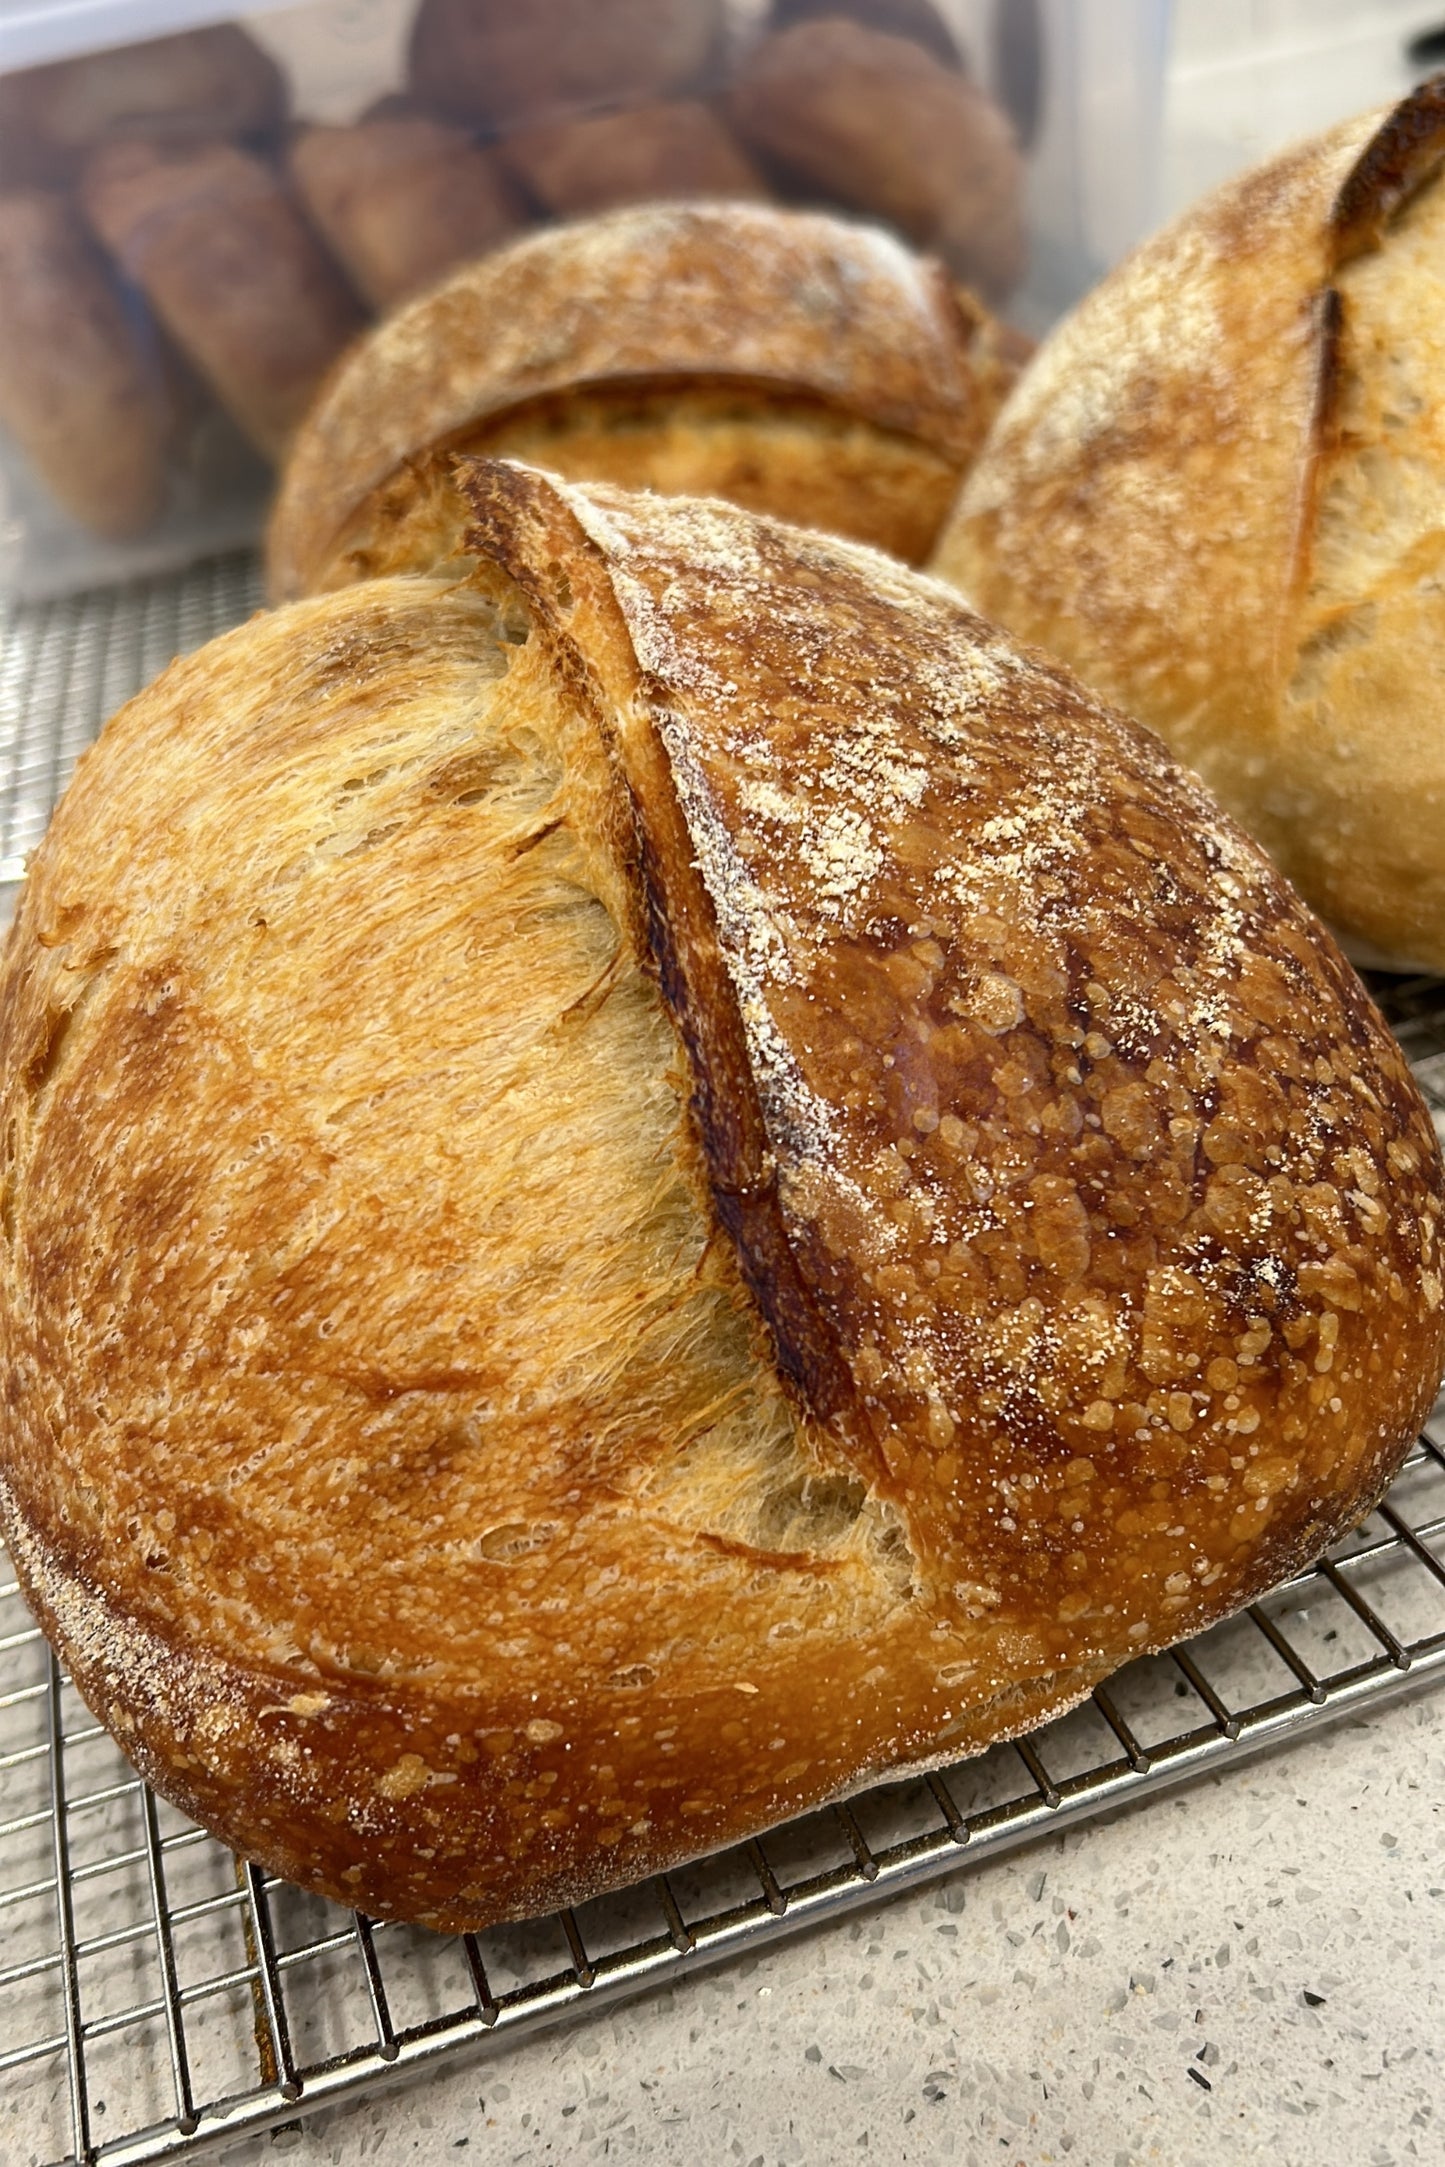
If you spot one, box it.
[0,26,286,189]
[768,0,964,70]
[2,458,1441,1931]
[81,139,365,461]
[0,189,171,536]
[727,19,1026,299]
[932,83,1445,972]
[290,118,528,314]
[500,100,768,217]
[409,0,724,132]
[266,201,1023,598]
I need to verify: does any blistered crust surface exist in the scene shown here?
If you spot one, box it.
[2,468,1442,1931]
[267,201,993,599]
[461,465,1445,1655]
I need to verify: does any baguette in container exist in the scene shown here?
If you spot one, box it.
[0,190,172,537]
[290,117,527,314]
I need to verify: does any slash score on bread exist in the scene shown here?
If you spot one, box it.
[2,462,1441,1929]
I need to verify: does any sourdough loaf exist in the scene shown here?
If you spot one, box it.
[933,82,1445,972]
[266,203,1023,601]
[2,461,1441,1930]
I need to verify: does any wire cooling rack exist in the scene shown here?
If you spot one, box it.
[3,562,1445,2167]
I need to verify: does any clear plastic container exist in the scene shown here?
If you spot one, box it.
[0,0,1173,597]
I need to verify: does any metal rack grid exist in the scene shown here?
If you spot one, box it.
[2,561,1445,2167]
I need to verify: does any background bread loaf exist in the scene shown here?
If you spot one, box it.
[82,139,366,463]
[408,0,724,133]
[266,201,1023,599]
[3,460,1441,1930]
[767,0,964,71]
[0,190,172,537]
[499,101,767,218]
[933,81,1445,973]
[290,116,528,313]
[0,25,286,190]
[727,19,1026,300]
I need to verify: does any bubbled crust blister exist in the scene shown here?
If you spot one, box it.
[1,464,1442,1932]
[266,202,1002,602]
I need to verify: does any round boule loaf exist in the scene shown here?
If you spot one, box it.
[933,80,1445,973]
[2,460,1441,1930]
[265,202,1025,601]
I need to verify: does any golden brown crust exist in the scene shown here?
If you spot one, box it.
[81,139,365,462]
[726,19,1026,299]
[408,0,725,132]
[2,462,1441,1929]
[932,84,1445,969]
[499,101,768,217]
[0,25,286,189]
[266,201,1015,599]
[289,119,528,314]
[0,189,171,536]
[318,387,969,585]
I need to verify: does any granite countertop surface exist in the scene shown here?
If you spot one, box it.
[209,1686,1444,2167]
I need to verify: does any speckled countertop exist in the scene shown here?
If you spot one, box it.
[211,1688,1444,2167]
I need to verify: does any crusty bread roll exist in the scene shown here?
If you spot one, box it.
[933,82,1445,973]
[409,0,724,132]
[500,100,768,217]
[81,139,365,463]
[727,19,1026,300]
[2,457,1441,1930]
[0,25,286,190]
[290,118,527,314]
[266,202,1023,600]
[0,190,171,537]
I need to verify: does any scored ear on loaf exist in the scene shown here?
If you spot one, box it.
[265,202,1024,600]
[2,460,1441,1932]
[933,79,1445,972]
